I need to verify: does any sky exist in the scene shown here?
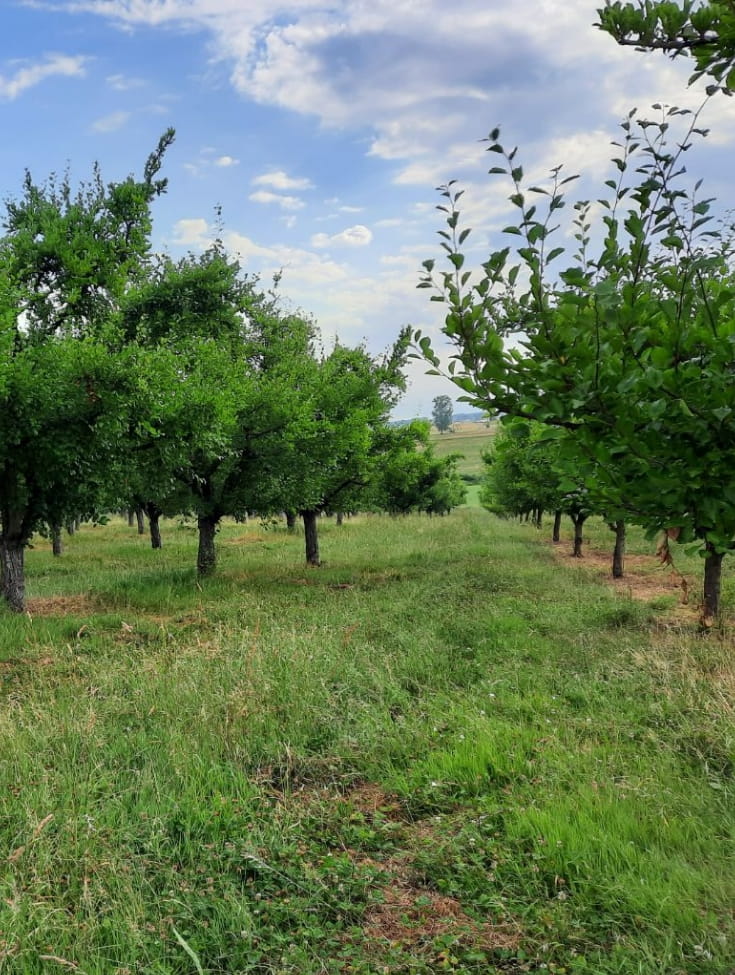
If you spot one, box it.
[3,0,735,418]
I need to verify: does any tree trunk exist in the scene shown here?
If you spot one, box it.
[0,534,25,613]
[142,502,163,549]
[285,510,297,532]
[148,511,162,550]
[51,524,63,557]
[612,520,626,579]
[302,509,320,566]
[135,507,146,535]
[197,515,219,576]
[703,542,724,623]
[572,514,587,557]
[127,509,135,528]
[534,508,543,529]
[552,510,562,543]
[66,521,76,536]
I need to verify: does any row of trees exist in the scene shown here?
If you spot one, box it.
[481,421,626,575]
[418,4,735,621]
[0,133,464,613]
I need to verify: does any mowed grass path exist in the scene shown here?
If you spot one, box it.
[0,512,733,974]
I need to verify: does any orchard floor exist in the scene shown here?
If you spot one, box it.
[0,511,733,974]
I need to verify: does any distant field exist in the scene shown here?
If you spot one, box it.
[430,420,497,487]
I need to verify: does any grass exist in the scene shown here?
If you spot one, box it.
[0,511,733,974]
[430,421,496,487]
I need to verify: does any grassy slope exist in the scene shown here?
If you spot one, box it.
[0,513,733,974]
[430,421,496,506]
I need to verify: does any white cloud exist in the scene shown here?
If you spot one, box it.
[249,189,305,210]
[253,170,313,191]
[171,217,211,246]
[311,225,373,248]
[91,110,131,132]
[54,0,726,198]
[0,54,88,100]
[339,205,363,213]
[106,72,145,90]
[168,217,349,286]
[214,154,239,167]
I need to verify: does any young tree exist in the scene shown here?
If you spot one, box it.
[374,422,467,515]
[432,394,454,433]
[119,249,315,577]
[418,110,735,621]
[279,333,411,565]
[0,133,174,611]
[480,420,561,527]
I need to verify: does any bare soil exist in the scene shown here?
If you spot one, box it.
[551,541,698,625]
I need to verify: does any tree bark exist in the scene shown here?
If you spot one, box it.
[552,510,562,543]
[703,542,724,623]
[197,515,219,576]
[285,510,297,532]
[135,507,146,535]
[142,502,163,549]
[51,524,63,557]
[0,534,25,613]
[148,511,162,550]
[336,511,344,526]
[302,509,320,566]
[534,508,543,529]
[127,509,135,528]
[572,514,587,557]
[612,520,626,578]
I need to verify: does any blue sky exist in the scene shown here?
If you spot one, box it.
[3,0,735,417]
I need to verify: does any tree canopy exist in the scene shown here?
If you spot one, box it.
[417,108,735,620]
[0,133,175,611]
[432,394,454,433]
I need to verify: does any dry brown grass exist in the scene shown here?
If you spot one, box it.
[551,542,698,624]
[25,594,96,617]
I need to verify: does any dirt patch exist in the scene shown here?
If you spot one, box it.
[551,542,698,624]
[223,534,268,545]
[0,654,55,672]
[25,594,95,617]
[273,780,523,958]
[345,783,404,819]
[337,786,521,954]
[274,781,407,819]
[361,880,520,950]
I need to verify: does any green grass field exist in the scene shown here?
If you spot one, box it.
[430,421,496,501]
[0,511,733,974]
